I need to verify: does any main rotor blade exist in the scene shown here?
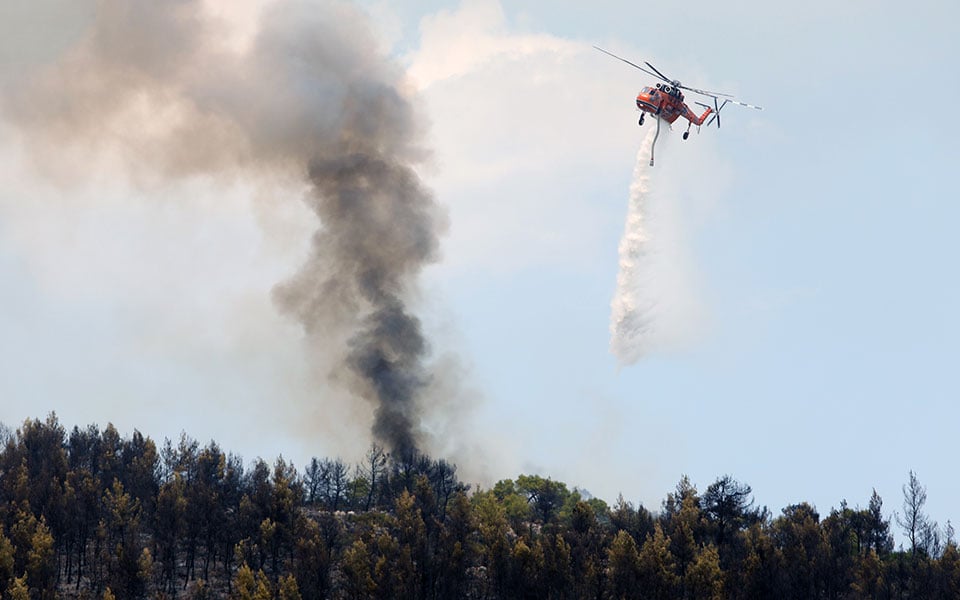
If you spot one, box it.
[592,46,662,79]
[644,61,673,84]
[724,99,763,110]
[594,45,763,110]
[686,87,762,110]
[678,84,735,98]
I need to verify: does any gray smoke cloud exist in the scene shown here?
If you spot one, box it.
[276,152,443,456]
[0,0,447,456]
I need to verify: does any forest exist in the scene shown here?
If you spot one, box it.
[0,414,957,599]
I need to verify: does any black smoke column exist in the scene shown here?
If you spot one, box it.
[278,150,444,457]
[0,0,449,457]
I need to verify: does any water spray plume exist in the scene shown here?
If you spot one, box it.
[609,127,658,366]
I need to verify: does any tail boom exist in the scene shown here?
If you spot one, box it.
[685,105,713,126]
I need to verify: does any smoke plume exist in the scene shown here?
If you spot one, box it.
[0,0,446,456]
[609,127,657,365]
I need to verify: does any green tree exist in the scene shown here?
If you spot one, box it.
[684,544,723,600]
[121,430,159,517]
[0,525,15,593]
[100,479,146,598]
[138,547,154,597]
[508,537,545,598]
[389,489,427,599]
[238,459,273,570]
[661,476,698,522]
[218,451,246,584]
[668,494,703,579]
[637,523,678,600]
[64,452,102,587]
[866,489,893,557]
[728,523,777,599]
[771,503,826,599]
[565,500,606,599]
[542,533,574,600]
[341,540,376,600]
[10,415,68,520]
[488,479,533,534]
[849,550,884,599]
[473,490,512,598]
[155,472,187,593]
[516,475,570,524]
[610,495,655,547]
[278,573,302,600]
[6,574,29,600]
[937,542,960,598]
[607,530,642,600]
[266,457,303,576]
[436,490,477,599]
[701,475,756,561]
[291,519,331,600]
[10,509,55,599]
[98,424,124,493]
[187,443,227,583]
[232,563,271,600]
[27,518,55,600]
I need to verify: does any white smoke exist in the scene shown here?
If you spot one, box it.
[609,127,657,366]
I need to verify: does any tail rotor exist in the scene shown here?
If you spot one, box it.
[697,97,728,128]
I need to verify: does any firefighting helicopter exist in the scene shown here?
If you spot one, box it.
[594,46,762,166]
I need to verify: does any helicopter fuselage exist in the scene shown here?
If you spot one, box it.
[594,45,762,165]
[636,84,712,126]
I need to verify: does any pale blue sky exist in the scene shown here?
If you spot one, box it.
[1,0,958,542]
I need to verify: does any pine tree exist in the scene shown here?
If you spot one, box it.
[684,544,723,600]
[26,518,55,600]
[278,574,302,600]
[637,523,679,600]
[849,550,884,599]
[607,530,641,600]
[0,525,14,593]
[542,533,574,600]
[669,495,703,579]
[341,540,376,600]
[232,563,272,600]
[509,537,545,598]
[937,543,960,598]
[155,473,187,594]
[291,519,331,600]
[6,575,29,600]
[473,490,512,598]
[436,490,477,598]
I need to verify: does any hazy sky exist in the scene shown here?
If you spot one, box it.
[1,0,958,540]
